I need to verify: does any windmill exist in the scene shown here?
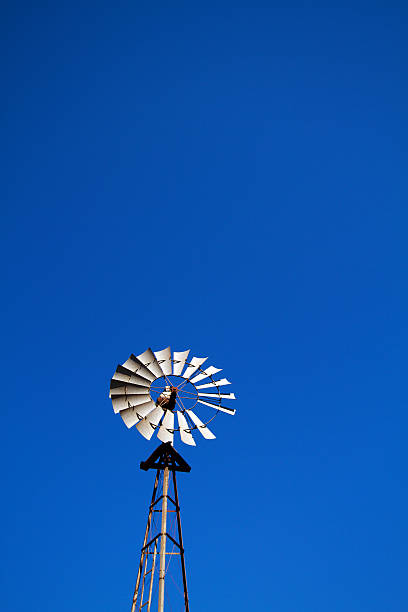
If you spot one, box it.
[109,347,237,612]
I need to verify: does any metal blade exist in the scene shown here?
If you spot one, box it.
[154,347,172,376]
[119,406,142,428]
[112,365,152,386]
[197,399,236,415]
[136,406,164,440]
[157,410,174,444]
[172,350,190,376]
[198,392,236,400]
[136,348,164,378]
[177,411,196,446]
[119,400,157,427]
[182,356,208,380]
[122,355,156,382]
[189,366,222,384]
[112,393,151,413]
[195,378,231,390]
[185,410,216,440]
[109,389,146,399]
[109,381,151,398]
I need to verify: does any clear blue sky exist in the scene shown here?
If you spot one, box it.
[2,1,407,611]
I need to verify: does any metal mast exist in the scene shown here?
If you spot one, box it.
[130,443,191,612]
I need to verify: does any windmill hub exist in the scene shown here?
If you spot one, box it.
[156,385,178,411]
[150,375,199,413]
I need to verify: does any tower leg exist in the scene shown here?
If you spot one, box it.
[131,470,160,612]
[173,470,190,612]
[157,466,169,612]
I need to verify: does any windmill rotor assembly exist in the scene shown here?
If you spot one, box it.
[109,346,237,611]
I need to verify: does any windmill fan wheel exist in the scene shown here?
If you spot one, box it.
[109,347,236,446]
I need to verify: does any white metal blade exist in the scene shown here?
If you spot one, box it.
[112,366,152,386]
[154,347,172,376]
[177,411,196,446]
[197,399,236,415]
[172,350,190,375]
[185,410,216,440]
[122,356,156,382]
[157,410,174,444]
[198,392,236,400]
[136,406,164,440]
[133,400,157,419]
[136,348,164,379]
[112,393,151,413]
[182,356,208,380]
[195,378,231,390]
[109,382,150,398]
[119,400,157,428]
[119,406,141,428]
[189,366,222,384]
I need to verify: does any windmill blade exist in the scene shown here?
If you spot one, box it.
[195,378,231,390]
[119,406,142,428]
[120,400,157,427]
[136,348,164,379]
[119,400,156,428]
[177,411,196,446]
[122,356,155,382]
[109,388,147,399]
[112,365,152,386]
[110,388,148,400]
[112,393,151,413]
[172,350,190,376]
[109,381,151,398]
[133,400,157,419]
[185,410,216,440]
[197,399,236,415]
[122,355,156,382]
[198,392,236,400]
[157,410,174,444]
[189,366,222,384]
[136,406,164,440]
[154,347,172,376]
[182,356,208,380]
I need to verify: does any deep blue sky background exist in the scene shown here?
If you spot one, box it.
[1,1,408,611]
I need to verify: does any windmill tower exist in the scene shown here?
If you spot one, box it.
[109,347,237,612]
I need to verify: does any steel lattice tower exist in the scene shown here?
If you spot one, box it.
[130,443,190,612]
